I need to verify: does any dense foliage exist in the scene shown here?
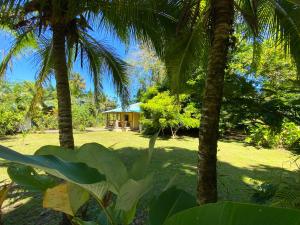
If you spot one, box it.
[125,37,300,150]
[0,74,116,135]
[140,87,200,137]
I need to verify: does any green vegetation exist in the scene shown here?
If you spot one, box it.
[1,0,300,224]
[0,131,298,224]
[1,135,158,225]
[0,77,116,135]
[140,87,199,137]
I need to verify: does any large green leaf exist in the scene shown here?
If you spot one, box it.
[43,183,89,216]
[115,174,153,211]
[164,201,300,225]
[129,131,159,180]
[149,187,197,225]
[35,143,128,193]
[0,145,104,184]
[7,165,57,192]
[73,218,99,225]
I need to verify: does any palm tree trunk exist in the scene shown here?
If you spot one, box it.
[197,0,234,204]
[52,24,74,149]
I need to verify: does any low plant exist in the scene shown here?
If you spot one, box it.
[280,121,300,152]
[251,182,277,204]
[245,123,280,148]
[245,120,300,151]
[0,132,159,225]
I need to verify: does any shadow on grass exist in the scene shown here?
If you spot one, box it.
[2,145,297,225]
[133,132,191,141]
[115,146,296,202]
[0,136,18,142]
[2,191,61,225]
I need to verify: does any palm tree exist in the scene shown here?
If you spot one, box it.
[164,0,300,204]
[0,0,174,149]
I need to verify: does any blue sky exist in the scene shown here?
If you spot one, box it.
[0,29,140,101]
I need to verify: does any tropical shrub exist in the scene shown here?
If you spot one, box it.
[32,112,58,131]
[0,133,159,225]
[280,121,300,152]
[0,106,23,135]
[245,120,300,151]
[245,123,280,148]
[72,104,95,131]
[141,90,200,137]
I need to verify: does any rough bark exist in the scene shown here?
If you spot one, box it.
[52,24,74,149]
[197,0,234,204]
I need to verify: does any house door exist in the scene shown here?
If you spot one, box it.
[124,114,129,121]
[124,114,130,127]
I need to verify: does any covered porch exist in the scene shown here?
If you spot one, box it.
[102,103,141,131]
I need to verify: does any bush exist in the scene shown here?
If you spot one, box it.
[251,182,277,204]
[33,112,58,130]
[245,123,280,148]
[72,104,95,131]
[0,107,23,135]
[141,90,200,137]
[280,121,300,152]
[245,120,300,151]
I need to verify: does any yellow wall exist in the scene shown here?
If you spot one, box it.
[132,113,140,130]
[105,112,140,130]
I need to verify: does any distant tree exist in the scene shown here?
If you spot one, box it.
[69,72,86,99]
[129,43,167,90]
[0,81,36,134]
[141,88,200,138]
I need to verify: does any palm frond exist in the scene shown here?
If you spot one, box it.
[161,1,210,93]
[270,0,300,79]
[92,0,179,56]
[78,31,129,106]
[165,22,208,93]
[27,36,54,116]
[0,31,37,78]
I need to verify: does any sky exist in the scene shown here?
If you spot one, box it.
[0,29,140,101]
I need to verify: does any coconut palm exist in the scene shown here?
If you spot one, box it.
[0,0,176,149]
[163,0,300,204]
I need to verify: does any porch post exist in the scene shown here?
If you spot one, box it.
[106,114,108,127]
[115,113,119,128]
[132,112,134,130]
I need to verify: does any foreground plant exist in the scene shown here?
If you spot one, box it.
[0,133,159,225]
[149,187,300,225]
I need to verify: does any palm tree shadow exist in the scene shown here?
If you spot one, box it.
[115,146,297,202]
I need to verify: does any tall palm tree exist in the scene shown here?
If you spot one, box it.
[164,0,300,204]
[0,0,174,149]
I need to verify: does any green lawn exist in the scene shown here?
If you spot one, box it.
[0,131,298,225]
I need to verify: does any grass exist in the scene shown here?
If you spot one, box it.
[0,131,298,224]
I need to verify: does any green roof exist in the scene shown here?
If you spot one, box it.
[102,103,141,113]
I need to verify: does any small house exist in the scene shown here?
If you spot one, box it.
[102,103,141,131]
